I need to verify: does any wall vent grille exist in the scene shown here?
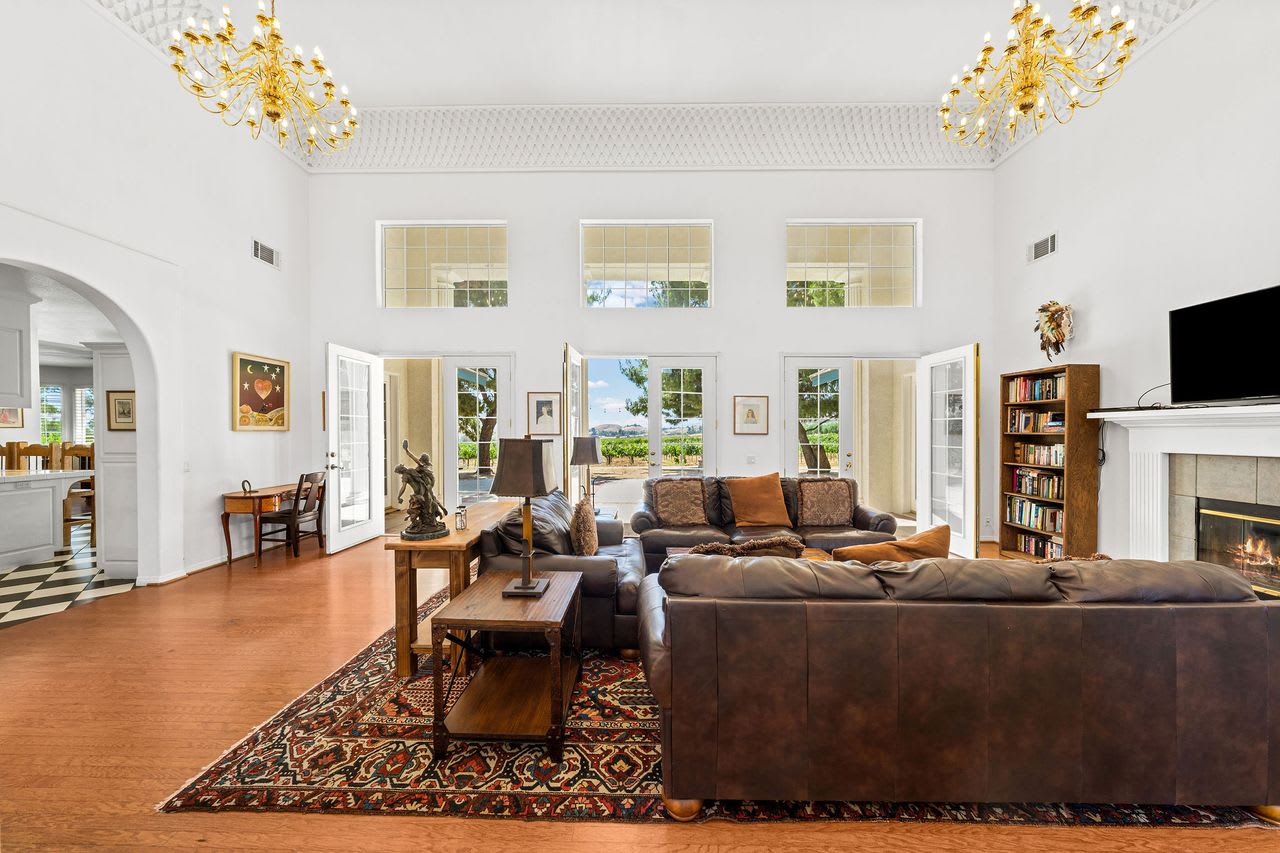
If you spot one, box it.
[1027,233,1057,263]
[253,239,280,269]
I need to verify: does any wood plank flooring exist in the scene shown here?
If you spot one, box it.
[0,538,1274,852]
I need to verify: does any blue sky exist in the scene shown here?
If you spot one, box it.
[586,357,647,428]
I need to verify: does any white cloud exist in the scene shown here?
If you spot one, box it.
[588,379,609,389]
[593,397,627,410]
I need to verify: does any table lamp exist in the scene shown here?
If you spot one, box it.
[489,437,556,597]
[570,437,603,507]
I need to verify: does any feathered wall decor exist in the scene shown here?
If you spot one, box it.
[1035,301,1073,361]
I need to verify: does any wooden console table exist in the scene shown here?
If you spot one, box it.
[383,499,518,678]
[221,483,314,569]
[430,570,582,763]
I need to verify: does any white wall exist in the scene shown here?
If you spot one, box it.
[990,0,1280,555]
[308,169,997,527]
[0,0,314,579]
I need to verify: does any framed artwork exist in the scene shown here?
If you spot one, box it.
[106,391,137,431]
[232,352,291,432]
[733,395,769,435]
[0,408,23,428]
[527,391,562,435]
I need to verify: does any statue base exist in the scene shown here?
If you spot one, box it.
[401,524,449,541]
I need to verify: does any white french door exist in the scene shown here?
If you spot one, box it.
[442,355,513,510]
[563,344,585,498]
[325,343,385,553]
[916,344,980,558]
[646,356,716,478]
[783,357,853,478]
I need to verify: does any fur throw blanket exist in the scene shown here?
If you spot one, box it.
[689,535,805,558]
[1034,552,1112,564]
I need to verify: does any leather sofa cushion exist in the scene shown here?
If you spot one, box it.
[571,497,598,556]
[873,558,1060,601]
[1047,560,1257,602]
[639,525,732,552]
[724,473,792,527]
[833,525,950,562]
[798,526,895,551]
[494,489,574,555]
[651,478,710,526]
[797,478,855,526]
[729,525,802,544]
[660,554,886,599]
[605,539,646,615]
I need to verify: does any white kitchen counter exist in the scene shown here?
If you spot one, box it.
[0,469,94,569]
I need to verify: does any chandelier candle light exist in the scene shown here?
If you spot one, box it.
[940,1,1137,147]
[168,0,358,156]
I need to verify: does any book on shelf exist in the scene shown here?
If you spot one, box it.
[1005,495,1065,534]
[1007,408,1066,433]
[1012,466,1064,500]
[1005,373,1066,403]
[1012,441,1065,466]
[1012,533,1065,560]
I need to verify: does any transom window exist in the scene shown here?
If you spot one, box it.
[582,221,712,308]
[379,222,508,308]
[785,221,920,307]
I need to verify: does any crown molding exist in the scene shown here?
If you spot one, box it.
[90,0,1211,174]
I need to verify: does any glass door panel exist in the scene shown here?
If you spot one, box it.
[442,356,513,510]
[784,357,852,478]
[917,344,979,557]
[325,343,385,552]
[647,357,716,479]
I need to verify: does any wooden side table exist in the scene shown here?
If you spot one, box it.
[221,483,310,568]
[430,570,582,763]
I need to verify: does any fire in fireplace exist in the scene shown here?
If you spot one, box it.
[1197,498,1280,598]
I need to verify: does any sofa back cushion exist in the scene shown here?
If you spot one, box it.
[724,472,792,527]
[832,524,950,563]
[1046,559,1257,602]
[495,488,575,555]
[796,478,856,527]
[650,477,710,527]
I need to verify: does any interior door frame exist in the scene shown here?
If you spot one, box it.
[916,343,980,558]
[781,355,854,479]
[645,355,718,479]
[324,342,385,553]
[562,344,585,498]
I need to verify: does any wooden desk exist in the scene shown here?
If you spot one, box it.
[383,498,518,678]
[221,483,311,569]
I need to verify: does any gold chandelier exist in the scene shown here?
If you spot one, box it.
[940,2,1137,147]
[168,1,358,156]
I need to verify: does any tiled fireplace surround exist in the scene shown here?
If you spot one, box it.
[1168,454,1280,561]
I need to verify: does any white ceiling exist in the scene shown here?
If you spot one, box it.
[266,0,1013,107]
[10,267,123,367]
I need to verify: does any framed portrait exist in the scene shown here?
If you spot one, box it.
[232,352,291,432]
[0,408,24,428]
[106,391,137,431]
[733,395,768,435]
[527,391,562,435]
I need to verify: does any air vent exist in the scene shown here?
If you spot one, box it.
[1027,233,1057,263]
[253,239,280,269]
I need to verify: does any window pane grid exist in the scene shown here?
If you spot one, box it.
[40,385,63,445]
[584,223,711,308]
[457,366,499,506]
[383,224,508,308]
[74,387,94,445]
[786,223,916,308]
[796,368,840,477]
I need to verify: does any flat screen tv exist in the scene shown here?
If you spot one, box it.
[1169,284,1280,405]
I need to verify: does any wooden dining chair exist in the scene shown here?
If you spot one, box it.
[17,443,58,470]
[259,472,327,559]
[2,441,27,471]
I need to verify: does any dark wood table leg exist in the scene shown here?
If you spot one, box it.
[393,550,418,678]
[221,511,233,568]
[431,623,450,759]
[253,505,262,568]
[545,626,565,763]
[448,550,471,671]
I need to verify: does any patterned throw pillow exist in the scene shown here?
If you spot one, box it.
[570,497,598,556]
[797,478,855,527]
[651,478,709,527]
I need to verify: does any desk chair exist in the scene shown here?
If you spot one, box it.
[259,472,327,559]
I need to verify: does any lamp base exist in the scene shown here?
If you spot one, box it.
[502,577,550,598]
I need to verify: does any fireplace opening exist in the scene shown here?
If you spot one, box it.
[1197,497,1280,599]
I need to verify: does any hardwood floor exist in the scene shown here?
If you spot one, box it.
[0,539,1273,852]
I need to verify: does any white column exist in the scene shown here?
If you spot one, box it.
[1128,448,1168,560]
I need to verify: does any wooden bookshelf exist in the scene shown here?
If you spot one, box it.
[999,364,1100,561]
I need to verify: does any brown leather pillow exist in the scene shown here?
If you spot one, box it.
[797,478,854,527]
[833,524,950,563]
[725,473,792,527]
[570,497,598,556]
[651,478,709,527]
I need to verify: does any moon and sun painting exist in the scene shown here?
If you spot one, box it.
[232,352,291,432]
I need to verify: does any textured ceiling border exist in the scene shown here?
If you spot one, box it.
[89,0,1211,173]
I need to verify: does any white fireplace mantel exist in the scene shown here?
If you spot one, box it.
[1089,404,1280,559]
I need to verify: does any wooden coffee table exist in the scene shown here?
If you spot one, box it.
[429,570,582,763]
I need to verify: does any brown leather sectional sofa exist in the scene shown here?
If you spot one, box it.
[638,553,1280,819]
[630,476,898,572]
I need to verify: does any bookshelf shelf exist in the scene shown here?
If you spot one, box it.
[1000,364,1100,561]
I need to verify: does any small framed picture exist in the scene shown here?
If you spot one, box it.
[0,408,23,428]
[527,391,562,435]
[232,352,290,432]
[106,391,137,431]
[733,395,768,435]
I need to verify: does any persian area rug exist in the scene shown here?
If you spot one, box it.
[160,588,1267,826]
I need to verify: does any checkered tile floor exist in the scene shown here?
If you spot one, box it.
[0,531,134,628]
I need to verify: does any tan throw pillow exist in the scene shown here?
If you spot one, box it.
[725,473,792,528]
[651,478,709,527]
[570,497,598,556]
[833,525,951,563]
[797,478,855,527]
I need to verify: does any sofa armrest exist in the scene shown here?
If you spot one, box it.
[636,574,670,708]
[630,504,660,534]
[596,518,625,546]
[477,527,504,558]
[854,504,898,535]
[479,552,619,598]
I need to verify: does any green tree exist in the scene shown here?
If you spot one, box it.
[786,280,848,307]
[457,368,498,473]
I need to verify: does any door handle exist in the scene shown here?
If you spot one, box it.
[327,464,343,471]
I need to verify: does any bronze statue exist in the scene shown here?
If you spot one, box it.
[395,439,449,540]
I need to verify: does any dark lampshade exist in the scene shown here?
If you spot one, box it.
[570,436,603,466]
[490,438,557,498]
